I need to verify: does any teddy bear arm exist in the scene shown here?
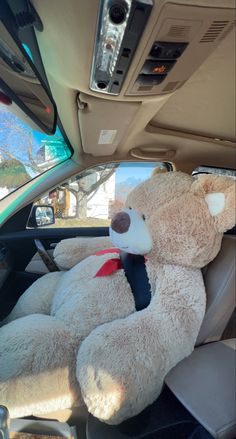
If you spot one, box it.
[53,236,112,269]
[77,268,206,424]
[2,271,64,325]
[76,309,186,424]
[151,264,207,337]
[0,313,82,418]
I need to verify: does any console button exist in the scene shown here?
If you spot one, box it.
[137,74,166,86]
[149,42,188,59]
[141,60,175,75]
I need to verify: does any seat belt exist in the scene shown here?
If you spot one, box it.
[120,251,152,311]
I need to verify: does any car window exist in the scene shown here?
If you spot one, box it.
[0,105,71,200]
[192,166,236,179]
[29,162,171,228]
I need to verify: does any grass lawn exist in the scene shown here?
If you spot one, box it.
[49,217,111,228]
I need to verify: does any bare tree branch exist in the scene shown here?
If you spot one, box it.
[87,169,115,202]
[0,145,17,161]
[82,168,116,198]
[64,166,116,218]
[0,113,42,173]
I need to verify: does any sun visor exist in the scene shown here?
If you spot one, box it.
[78,93,140,156]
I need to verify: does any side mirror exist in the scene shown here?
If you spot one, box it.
[28,205,55,228]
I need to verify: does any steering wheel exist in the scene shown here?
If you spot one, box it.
[34,239,60,272]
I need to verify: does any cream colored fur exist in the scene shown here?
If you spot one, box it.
[2,272,64,325]
[0,172,235,423]
[54,236,111,269]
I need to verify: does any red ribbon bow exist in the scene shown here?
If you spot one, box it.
[95,248,121,277]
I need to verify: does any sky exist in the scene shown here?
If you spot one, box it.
[115,162,160,183]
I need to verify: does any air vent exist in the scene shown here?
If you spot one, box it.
[163,81,179,92]
[219,20,236,41]
[200,21,229,42]
[167,25,191,39]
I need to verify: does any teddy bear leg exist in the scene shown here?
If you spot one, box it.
[0,313,82,418]
[2,271,64,324]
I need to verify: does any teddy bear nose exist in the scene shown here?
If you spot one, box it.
[111,211,131,234]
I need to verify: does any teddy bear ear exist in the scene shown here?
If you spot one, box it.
[192,174,236,233]
[151,167,168,177]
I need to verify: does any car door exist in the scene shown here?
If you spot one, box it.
[0,165,112,319]
[0,161,169,320]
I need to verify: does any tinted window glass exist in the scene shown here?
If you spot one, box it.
[0,105,71,200]
[29,162,171,228]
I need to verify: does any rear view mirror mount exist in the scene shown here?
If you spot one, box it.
[0,1,57,134]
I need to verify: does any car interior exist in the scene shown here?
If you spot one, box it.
[0,0,235,438]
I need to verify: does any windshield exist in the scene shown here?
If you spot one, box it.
[0,104,71,200]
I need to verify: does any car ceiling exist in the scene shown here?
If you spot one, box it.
[31,0,236,173]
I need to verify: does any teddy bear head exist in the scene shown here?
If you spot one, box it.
[110,171,235,268]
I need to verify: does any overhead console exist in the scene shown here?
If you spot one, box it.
[90,0,153,95]
[90,1,236,97]
[126,3,235,95]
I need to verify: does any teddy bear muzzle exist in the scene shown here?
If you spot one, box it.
[110,208,153,255]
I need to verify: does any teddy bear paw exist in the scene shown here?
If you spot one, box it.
[79,363,125,423]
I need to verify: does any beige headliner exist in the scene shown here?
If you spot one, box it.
[32,0,236,172]
[153,29,236,142]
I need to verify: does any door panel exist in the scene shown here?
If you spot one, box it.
[0,227,109,320]
[25,249,54,274]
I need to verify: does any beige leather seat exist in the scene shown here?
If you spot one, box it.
[197,235,236,345]
[165,338,236,439]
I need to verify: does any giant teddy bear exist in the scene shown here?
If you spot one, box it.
[0,171,235,424]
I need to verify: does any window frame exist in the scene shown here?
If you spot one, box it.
[27,161,172,229]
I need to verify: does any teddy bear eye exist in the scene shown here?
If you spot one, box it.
[142,214,146,220]
[128,207,132,210]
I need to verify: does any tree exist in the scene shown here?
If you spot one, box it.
[0,107,117,218]
[0,106,42,175]
[109,198,124,218]
[60,165,117,219]
[0,158,30,187]
[0,107,65,177]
